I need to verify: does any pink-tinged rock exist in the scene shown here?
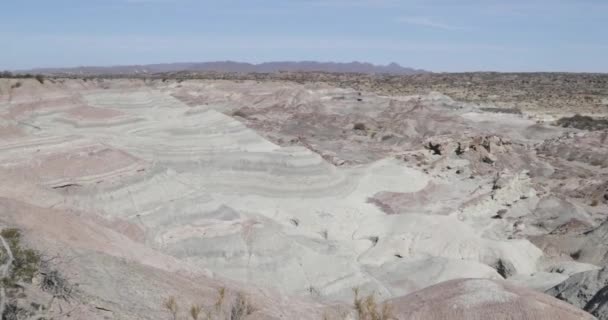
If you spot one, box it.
[388,278,596,320]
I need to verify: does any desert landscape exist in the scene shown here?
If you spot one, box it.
[0,72,607,319]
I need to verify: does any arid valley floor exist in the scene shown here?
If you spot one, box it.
[1,73,608,319]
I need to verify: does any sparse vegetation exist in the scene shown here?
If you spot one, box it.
[189,304,202,320]
[425,142,442,155]
[556,114,608,131]
[34,75,45,84]
[232,110,248,118]
[352,288,394,320]
[480,107,522,115]
[215,287,225,314]
[164,296,179,320]
[0,228,40,287]
[353,123,366,131]
[230,293,255,320]
[164,287,255,320]
[380,134,393,142]
[39,268,72,301]
[10,82,21,89]
[0,227,72,320]
[1,72,48,85]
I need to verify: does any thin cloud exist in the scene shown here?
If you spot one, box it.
[396,16,463,30]
[0,32,523,52]
[303,0,402,8]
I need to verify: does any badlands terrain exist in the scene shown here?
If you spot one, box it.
[0,73,608,319]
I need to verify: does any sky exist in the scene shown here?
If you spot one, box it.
[2,0,607,72]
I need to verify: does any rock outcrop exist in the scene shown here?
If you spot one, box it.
[547,268,608,319]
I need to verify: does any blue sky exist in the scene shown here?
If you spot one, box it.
[2,0,607,72]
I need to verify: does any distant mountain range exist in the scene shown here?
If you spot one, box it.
[21,61,428,75]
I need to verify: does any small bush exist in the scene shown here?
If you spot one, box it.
[163,296,179,320]
[480,107,522,115]
[381,134,394,141]
[10,82,21,89]
[2,302,24,320]
[230,293,255,320]
[215,287,226,313]
[353,123,366,131]
[1,228,41,286]
[232,110,248,118]
[189,304,202,320]
[353,288,394,320]
[35,75,45,84]
[40,269,72,301]
[556,114,608,131]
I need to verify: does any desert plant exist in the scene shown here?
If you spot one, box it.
[381,134,394,142]
[0,228,40,286]
[39,268,72,301]
[35,74,45,84]
[190,304,203,320]
[163,288,258,320]
[0,228,63,320]
[163,296,179,320]
[353,123,366,131]
[215,287,226,313]
[352,288,394,320]
[556,114,608,131]
[232,110,248,118]
[10,82,21,89]
[230,293,255,320]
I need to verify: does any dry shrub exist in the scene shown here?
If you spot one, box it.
[40,269,72,301]
[163,296,178,320]
[164,287,256,320]
[230,293,255,320]
[35,75,45,84]
[353,123,366,131]
[1,228,40,286]
[556,114,608,131]
[190,304,202,320]
[232,110,248,118]
[353,288,394,320]
[215,287,225,313]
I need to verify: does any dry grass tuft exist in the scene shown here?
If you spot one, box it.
[189,304,202,320]
[164,296,179,320]
[163,288,256,320]
[353,287,395,320]
[230,292,255,320]
[215,287,226,313]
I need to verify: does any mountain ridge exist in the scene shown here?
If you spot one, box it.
[19,60,429,75]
